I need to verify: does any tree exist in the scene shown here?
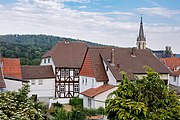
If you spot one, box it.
[0,85,44,120]
[106,67,180,120]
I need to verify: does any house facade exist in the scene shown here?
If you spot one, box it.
[80,46,171,109]
[161,58,180,86]
[40,41,88,103]
[21,65,55,103]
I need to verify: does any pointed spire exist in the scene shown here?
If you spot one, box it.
[138,14,145,41]
[136,15,147,49]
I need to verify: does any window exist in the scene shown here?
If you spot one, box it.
[82,77,84,84]
[74,84,79,92]
[74,69,79,77]
[48,58,50,63]
[60,84,65,92]
[85,78,87,85]
[44,59,46,64]
[38,80,43,85]
[31,80,35,85]
[61,69,65,77]
[66,69,69,77]
[174,76,177,82]
[88,98,91,107]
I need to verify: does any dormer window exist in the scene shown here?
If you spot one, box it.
[48,58,50,63]
[44,59,46,64]
[174,66,179,71]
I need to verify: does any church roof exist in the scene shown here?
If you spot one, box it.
[21,65,55,79]
[42,41,88,68]
[137,16,146,41]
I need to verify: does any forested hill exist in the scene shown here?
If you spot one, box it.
[0,34,103,65]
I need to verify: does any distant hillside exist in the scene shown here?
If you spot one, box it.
[0,34,103,65]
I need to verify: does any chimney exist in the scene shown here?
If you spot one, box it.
[111,49,115,66]
[131,47,136,57]
[116,64,120,71]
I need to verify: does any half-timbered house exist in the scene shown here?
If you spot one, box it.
[40,41,88,100]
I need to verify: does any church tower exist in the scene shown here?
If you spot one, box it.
[136,16,146,49]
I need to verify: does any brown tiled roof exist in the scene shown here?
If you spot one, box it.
[0,67,6,88]
[80,84,115,98]
[42,41,88,68]
[80,47,108,82]
[100,47,171,80]
[21,65,55,79]
[161,58,180,76]
[2,58,22,79]
[80,47,171,81]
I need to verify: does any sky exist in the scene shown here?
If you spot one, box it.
[0,0,180,53]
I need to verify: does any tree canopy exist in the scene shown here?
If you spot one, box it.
[0,85,44,120]
[0,34,104,65]
[106,67,180,120]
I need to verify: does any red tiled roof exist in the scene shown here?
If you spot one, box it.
[80,84,115,98]
[80,51,95,78]
[173,69,180,76]
[161,58,180,69]
[21,65,55,79]
[2,58,22,79]
[161,58,180,76]
[80,48,109,82]
[42,41,88,68]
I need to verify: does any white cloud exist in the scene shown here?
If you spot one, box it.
[0,0,180,52]
[144,0,160,7]
[79,5,87,8]
[136,7,180,18]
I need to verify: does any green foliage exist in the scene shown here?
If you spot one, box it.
[70,108,86,120]
[97,107,106,115]
[0,84,44,120]
[0,34,104,65]
[53,108,69,120]
[53,107,105,120]
[69,97,83,108]
[106,67,180,120]
[49,102,63,115]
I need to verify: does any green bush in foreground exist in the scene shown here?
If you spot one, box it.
[0,85,44,120]
[106,67,180,120]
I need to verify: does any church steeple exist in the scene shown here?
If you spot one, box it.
[136,15,146,49]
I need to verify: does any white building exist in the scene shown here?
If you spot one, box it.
[21,65,55,103]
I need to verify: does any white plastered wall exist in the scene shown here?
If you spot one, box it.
[29,78,55,98]
[4,79,22,92]
[79,76,103,98]
[103,61,117,85]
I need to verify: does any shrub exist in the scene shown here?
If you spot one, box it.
[69,97,83,108]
